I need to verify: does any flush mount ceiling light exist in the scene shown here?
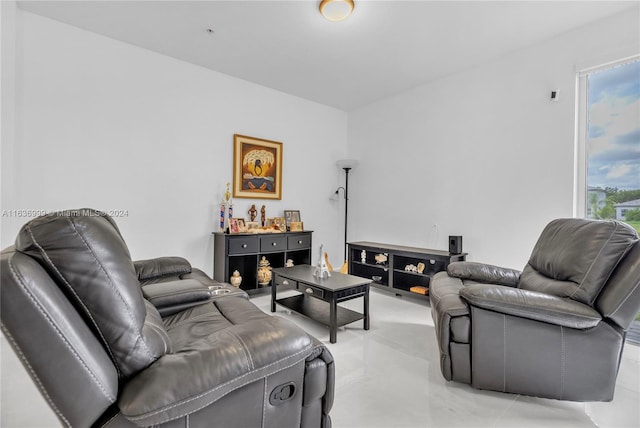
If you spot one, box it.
[319,0,355,22]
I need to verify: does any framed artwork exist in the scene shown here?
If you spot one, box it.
[290,221,304,232]
[284,210,301,230]
[233,134,283,200]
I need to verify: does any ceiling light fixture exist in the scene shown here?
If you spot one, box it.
[319,0,355,22]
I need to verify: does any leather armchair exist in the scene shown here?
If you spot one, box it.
[430,218,640,401]
[1,209,334,427]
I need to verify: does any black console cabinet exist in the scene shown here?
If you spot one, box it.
[213,231,312,295]
[347,241,467,298]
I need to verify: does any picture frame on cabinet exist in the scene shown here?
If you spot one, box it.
[233,134,283,200]
[229,218,240,234]
[233,218,246,232]
[290,221,304,232]
[284,210,301,230]
[246,221,261,231]
[272,217,286,232]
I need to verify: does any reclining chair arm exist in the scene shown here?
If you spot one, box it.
[447,262,521,287]
[460,284,602,329]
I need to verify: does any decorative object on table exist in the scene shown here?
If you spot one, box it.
[233,218,246,232]
[272,217,286,231]
[290,221,304,232]
[257,256,272,286]
[313,244,331,279]
[286,259,295,268]
[233,134,282,200]
[409,285,429,295]
[374,253,388,265]
[248,204,257,221]
[220,182,233,232]
[229,270,243,287]
[284,210,301,231]
[360,250,366,263]
[229,218,240,234]
[246,221,260,231]
[404,264,418,273]
[261,205,266,226]
[417,262,425,274]
[335,159,359,272]
[324,253,334,271]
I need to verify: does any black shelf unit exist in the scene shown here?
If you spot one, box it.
[213,231,312,295]
[347,241,467,298]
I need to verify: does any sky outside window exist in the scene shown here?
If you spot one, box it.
[587,60,639,190]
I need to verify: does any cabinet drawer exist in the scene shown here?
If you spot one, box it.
[275,276,297,289]
[298,283,325,299]
[260,235,287,252]
[288,234,311,250]
[228,236,258,254]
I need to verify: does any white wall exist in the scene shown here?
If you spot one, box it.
[347,8,640,269]
[2,9,349,274]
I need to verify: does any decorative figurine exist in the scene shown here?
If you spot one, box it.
[257,256,272,286]
[229,270,242,287]
[375,253,388,265]
[361,250,367,263]
[314,244,331,279]
[248,204,257,221]
[220,182,233,232]
[417,262,425,274]
[261,205,266,227]
[286,259,294,268]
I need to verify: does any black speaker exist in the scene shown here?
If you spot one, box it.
[449,236,463,254]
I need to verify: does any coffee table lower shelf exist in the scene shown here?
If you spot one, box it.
[274,294,364,328]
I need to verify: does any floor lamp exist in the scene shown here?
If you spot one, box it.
[336,159,359,269]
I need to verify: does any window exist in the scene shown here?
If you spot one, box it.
[576,57,640,233]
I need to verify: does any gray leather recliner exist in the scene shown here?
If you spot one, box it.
[430,218,640,401]
[1,209,334,427]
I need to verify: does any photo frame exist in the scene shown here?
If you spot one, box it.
[229,218,240,234]
[233,134,283,200]
[233,218,246,232]
[246,221,261,231]
[272,217,286,232]
[290,221,304,232]
[284,210,301,230]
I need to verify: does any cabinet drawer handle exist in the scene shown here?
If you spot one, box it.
[298,240,303,244]
[272,242,277,246]
[305,288,314,294]
[242,244,247,248]
[282,280,289,286]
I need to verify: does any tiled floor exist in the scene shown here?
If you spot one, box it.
[2,289,639,427]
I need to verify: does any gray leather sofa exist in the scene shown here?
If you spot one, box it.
[430,218,640,401]
[1,209,334,427]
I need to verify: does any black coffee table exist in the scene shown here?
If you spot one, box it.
[271,265,371,343]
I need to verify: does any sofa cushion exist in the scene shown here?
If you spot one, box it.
[120,295,315,426]
[519,218,638,305]
[15,209,170,378]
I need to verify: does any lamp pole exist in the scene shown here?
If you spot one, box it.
[342,167,351,262]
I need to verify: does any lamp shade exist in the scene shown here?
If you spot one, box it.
[336,159,359,170]
[319,0,355,22]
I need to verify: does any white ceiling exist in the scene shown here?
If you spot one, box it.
[17,0,639,111]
